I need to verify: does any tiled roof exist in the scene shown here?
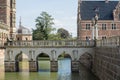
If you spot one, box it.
[80,1,119,20]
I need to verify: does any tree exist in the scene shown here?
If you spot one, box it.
[57,28,70,39]
[32,12,55,40]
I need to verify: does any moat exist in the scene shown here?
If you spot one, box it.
[0,58,98,80]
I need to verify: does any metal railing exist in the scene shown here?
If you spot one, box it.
[96,36,120,47]
[6,40,95,47]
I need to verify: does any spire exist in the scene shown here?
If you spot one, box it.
[19,16,22,27]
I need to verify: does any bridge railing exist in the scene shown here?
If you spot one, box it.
[7,40,95,47]
[96,36,120,47]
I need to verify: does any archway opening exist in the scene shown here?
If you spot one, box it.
[37,53,50,72]
[58,52,72,74]
[15,52,29,72]
[79,53,93,69]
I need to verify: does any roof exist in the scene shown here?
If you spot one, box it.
[80,1,119,20]
[17,25,31,34]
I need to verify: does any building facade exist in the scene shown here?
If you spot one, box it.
[16,19,32,41]
[0,22,9,46]
[77,0,120,40]
[0,0,16,41]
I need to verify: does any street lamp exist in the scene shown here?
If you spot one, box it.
[91,14,99,46]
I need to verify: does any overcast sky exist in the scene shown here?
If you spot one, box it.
[16,0,78,37]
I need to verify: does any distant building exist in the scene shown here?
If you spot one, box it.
[77,0,120,40]
[16,19,32,41]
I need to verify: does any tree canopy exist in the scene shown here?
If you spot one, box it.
[32,12,55,40]
[57,28,70,39]
[32,11,75,40]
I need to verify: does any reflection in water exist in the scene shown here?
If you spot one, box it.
[38,61,50,72]
[0,61,4,80]
[19,61,29,72]
[58,58,71,80]
[4,58,99,80]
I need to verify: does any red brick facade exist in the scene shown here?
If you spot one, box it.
[77,0,120,40]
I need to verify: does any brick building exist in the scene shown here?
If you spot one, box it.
[77,0,120,40]
[0,0,16,41]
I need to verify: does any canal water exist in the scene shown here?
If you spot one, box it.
[0,58,99,80]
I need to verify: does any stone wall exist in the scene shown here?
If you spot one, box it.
[71,61,79,72]
[93,47,120,80]
[50,61,58,72]
[29,61,37,72]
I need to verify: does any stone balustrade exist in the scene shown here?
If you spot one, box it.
[96,36,120,47]
[7,40,95,47]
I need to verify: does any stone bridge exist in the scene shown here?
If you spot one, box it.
[4,40,95,72]
[3,36,120,80]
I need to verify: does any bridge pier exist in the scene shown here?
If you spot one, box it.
[50,61,58,72]
[5,61,16,72]
[29,61,37,72]
[71,61,79,72]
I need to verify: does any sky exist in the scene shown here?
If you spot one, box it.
[16,0,78,37]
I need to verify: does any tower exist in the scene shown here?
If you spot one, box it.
[0,0,16,40]
[0,0,10,24]
[10,0,16,40]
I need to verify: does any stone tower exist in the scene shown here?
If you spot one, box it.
[0,0,16,40]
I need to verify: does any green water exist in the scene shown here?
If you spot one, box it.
[0,58,99,80]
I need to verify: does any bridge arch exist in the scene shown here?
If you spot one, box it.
[79,52,93,69]
[36,52,50,71]
[57,51,72,59]
[55,50,75,61]
[36,52,50,60]
[15,51,29,72]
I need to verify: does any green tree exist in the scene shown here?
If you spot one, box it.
[32,11,55,40]
[57,28,70,39]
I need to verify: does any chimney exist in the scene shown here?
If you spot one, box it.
[105,0,109,3]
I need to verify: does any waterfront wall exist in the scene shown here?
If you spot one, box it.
[93,47,120,80]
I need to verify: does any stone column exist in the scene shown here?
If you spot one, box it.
[29,61,37,72]
[92,26,94,40]
[5,61,16,72]
[71,61,79,72]
[50,61,58,72]
[95,24,98,40]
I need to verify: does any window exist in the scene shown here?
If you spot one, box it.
[102,24,106,30]
[119,14,120,20]
[10,0,12,8]
[26,37,28,40]
[112,24,116,30]
[102,36,106,39]
[17,38,19,40]
[86,24,90,30]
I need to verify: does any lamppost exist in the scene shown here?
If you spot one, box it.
[91,14,99,46]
